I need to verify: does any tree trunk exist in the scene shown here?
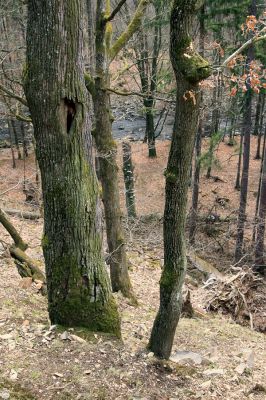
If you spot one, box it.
[11,120,22,160]
[144,97,156,158]
[235,132,244,190]
[189,4,205,244]
[253,92,263,137]
[189,121,202,244]
[92,0,135,302]
[252,126,266,243]
[148,0,210,359]
[7,120,16,169]
[122,142,137,218]
[234,0,256,262]
[254,134,266,275]
[255,93,265,160]
[20,122,28,158]
[24,0,120,336]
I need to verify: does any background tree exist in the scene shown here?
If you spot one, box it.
[85,0,149,302]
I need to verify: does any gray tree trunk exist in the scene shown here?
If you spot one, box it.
[148,0,211,359]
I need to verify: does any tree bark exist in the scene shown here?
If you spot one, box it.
[255,93,265,160]
[189,4,205,244]
[0,208,28,250]
[122,141,137,218]
[91,0,136,302]
[148,0,211,359]
[24,0,120,336]
[254,129,266,275]
[234,0,256,263]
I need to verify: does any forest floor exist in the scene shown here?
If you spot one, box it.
[0,137,265,399]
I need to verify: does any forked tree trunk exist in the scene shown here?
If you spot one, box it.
[24,0,120,336]
[148,0,211,359]
[92,0,135,302]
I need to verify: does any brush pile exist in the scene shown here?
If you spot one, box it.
[204,266,266,333]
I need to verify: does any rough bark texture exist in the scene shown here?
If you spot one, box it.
[235,131,244,190]
[255,93,265,160]
[189,4,205,244]
[254,134,266,275]
[92,0,135,302]
[234,0,257,262]
[122,142,137,218]
[24,0,120,336]
[148,0,211,359]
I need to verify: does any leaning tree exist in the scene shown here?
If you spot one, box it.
[24,0,120,336]
[148,0,211,359]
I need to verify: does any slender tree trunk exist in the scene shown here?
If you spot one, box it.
[252,126,266,243]
[234,0,256,262]
[189,4,205,244]
[24,0,120,335]
[11,120,22,160]
[20,122,28,158]
[189,120,202,244]
[254,135,266,275]
[235,132,244,190]
[8,120,16,169]
[92,0,135,302]
[122,142,137,218]
[255,93,265,160]
[148,0,210,359]
[206,72,221,178]
[253,92,263,136]
[144,97,156,158]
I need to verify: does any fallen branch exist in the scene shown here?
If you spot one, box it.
[9,245,45,282]
[3,208,41,220]
[0,208,28,250]
[0,208,46,291]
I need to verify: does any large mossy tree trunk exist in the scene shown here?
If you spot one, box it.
[92,0,135,302]
[24,0,120,336]
[148,0,211,359]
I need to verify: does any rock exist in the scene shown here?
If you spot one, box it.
[9,369,18,381]
[0,389,10,399]
[170,351,203,365]
[235,363,247,375]
[203,368,225,376]
[70,334,87,344]
[60,331,70,340]
[200,380,212,390]
[0,333,14,340]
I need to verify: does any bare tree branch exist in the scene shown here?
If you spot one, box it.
[105,0,128,22]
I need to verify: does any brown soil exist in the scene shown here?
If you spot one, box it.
[0,138,265,399]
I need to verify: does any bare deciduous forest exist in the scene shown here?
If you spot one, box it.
[0,0,265,399]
